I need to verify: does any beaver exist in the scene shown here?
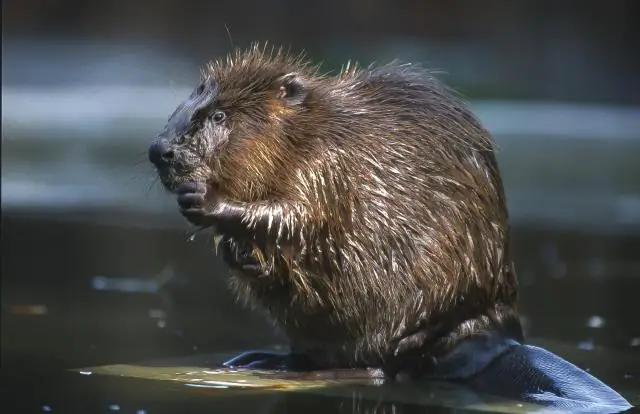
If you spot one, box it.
[148,44,632,411]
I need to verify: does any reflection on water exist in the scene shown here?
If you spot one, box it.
[2,211,639,412]
[73,361,548,413]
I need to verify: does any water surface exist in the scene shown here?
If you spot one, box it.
[2,211,639,413]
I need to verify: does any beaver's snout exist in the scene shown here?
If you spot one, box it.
[148,136,193,192]
[148,138,175,168]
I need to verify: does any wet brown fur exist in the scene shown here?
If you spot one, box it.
[165,43,521,372]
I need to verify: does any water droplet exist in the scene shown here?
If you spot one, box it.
[42,406,52,412]
[586,316,606,329]
[136,410,147,414]
[108,404,120,411]
[157,320,167,328]
[630,338,640,347]
[623,374,634,379]
[78,371,93,376]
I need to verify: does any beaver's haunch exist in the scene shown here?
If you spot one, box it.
[149,44,631,411]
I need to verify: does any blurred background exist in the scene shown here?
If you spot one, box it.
[2,0,640,412]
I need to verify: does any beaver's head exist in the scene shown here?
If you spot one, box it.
[148,45,323,202]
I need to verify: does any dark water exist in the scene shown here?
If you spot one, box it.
[2,209,639,413]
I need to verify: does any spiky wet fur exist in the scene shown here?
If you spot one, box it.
[185,43,521,370]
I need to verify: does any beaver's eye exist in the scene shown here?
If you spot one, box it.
[213,110,226,123]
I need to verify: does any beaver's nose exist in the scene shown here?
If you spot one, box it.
[148,139,174,167]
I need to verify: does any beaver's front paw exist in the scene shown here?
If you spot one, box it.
[176,181,214,227]
[220,235,262,275]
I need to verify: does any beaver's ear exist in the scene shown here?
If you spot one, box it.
[275,73,308,106]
